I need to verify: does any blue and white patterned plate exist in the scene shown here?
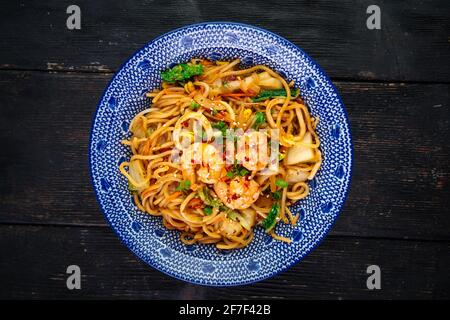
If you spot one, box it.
[89,22,353,286]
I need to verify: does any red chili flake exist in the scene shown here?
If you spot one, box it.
[216,111,227,120]
[182,121,189,127]
[244,156,250,162]
[231,194,238,200]
[190,159,195,164]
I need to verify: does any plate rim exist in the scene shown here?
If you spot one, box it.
[88,21,354,287]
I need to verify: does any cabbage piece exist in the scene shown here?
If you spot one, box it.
[220,218,243,236]
[286,168,309,183]
[257,72,283,89]
[286,132,315,165]
[130,117,146,138]
[240,73,260,93]
[235,209,256,231]
[128,160,149,191]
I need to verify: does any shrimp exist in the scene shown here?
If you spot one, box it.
[181,142,224,185]
[214,176,260,210]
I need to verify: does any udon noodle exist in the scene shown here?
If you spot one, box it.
[119,58,322,249]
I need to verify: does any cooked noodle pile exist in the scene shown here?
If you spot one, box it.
[120,58,322,249]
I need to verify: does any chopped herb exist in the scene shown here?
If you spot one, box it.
[226,161,250,178]
[239,167,250,176]
[198,188,222,208]
[275,179,289,188]
[212,121,227,137]
[128,181,138,192]
[190,101,200,110]
[175,180,191,191]
[261,203,279,231]
[253,111,266,129]
[204,206,213,215]
[271,190,281,200]
[198,188,238,218]
[278,153,286,161]
[211,108,219,116]
[161,63,203,83]
[252,88,300,102]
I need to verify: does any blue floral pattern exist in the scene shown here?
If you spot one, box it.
[89,22,353,286]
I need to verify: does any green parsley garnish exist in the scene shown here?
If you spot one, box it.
[275,179,289,188]
[190,101,200,110]
[261,203,279,231]
[175,180,191,191]
[226,161,250,178]
[252,88,300,102]
[271,190,281,200]
[204,206,213,215]
[161,63,203,83]
[253,111,266,129]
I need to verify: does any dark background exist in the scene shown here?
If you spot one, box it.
[0,0,449,299]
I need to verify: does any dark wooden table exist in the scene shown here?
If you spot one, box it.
[0,0,449,299]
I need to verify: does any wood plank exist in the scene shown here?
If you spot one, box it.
[0,225,448,299]
[336,82,450,240]
[0,72,108,225]
[0,0,449,81]
[0,71,449,240]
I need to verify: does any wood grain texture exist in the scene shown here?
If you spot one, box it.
[0,71,448,240]
[0,1,449,298]
[0,0,449,81]
[0,225,448,299]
